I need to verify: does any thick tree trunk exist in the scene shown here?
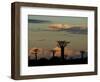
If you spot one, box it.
[61,47,64,60]
[53,51,55,57]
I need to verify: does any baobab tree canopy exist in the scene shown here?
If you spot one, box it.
[57,41,70,48]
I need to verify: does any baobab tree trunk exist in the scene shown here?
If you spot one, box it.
[80,51,85,60]
[53,51,55,57]
[61,47,64,60]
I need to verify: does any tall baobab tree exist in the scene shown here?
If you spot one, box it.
[33,48,39,61]
[57,41,70,61]
[50,49,56,58]
[80,50,85,60]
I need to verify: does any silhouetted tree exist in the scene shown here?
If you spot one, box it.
[80,50,85,59]
[50,49,56,57]
[57,41,70,61]
[33,48,39,61]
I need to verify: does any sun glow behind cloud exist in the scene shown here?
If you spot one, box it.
[28,47,81,59]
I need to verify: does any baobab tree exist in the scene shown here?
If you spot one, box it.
[33,48,39,61]
[57,40,70,61]
[80,50,85,60]
[50,49,56,58]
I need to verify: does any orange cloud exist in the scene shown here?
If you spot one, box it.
[48,23,86,30]
[48,23,71,30]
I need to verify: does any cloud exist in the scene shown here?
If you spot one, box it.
[49,24,71,30]
[28,19,51,23]
[65,26,87,34]
[48,23,87,34]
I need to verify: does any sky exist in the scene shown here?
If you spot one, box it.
[28,15,88,59]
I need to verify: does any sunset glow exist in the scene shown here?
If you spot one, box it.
[28,15,88,66]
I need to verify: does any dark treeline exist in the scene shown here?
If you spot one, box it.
[28,56,88,66]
